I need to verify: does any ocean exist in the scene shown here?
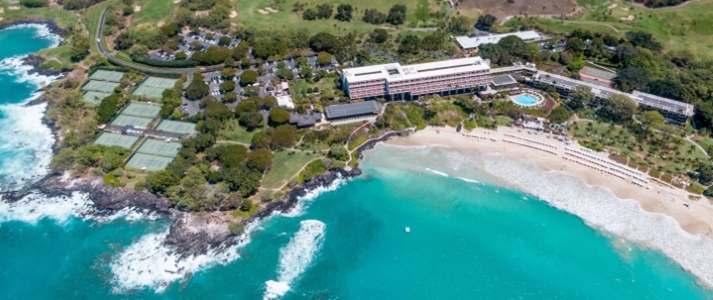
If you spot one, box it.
[1,25,712,299]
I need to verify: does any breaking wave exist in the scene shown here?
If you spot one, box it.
[264,220,326,299]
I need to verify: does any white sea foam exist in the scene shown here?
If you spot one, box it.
[282,175,345,217]
[425,167,449,177]
[0,55,62,190]
[478,153,713,288]
[110,221,259,293]
[457,177,480,184]
[0,192,161,225]
[264,220,326,299]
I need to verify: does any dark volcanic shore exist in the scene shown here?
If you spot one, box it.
[0,130,412,258]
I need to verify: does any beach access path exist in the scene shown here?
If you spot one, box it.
[385,126,713,238]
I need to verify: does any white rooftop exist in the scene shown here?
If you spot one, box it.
[456,31,542,49]
[342,57,490,84]
[276,95,294,109]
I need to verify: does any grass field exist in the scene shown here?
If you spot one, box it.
[133,0,174,25]
[218,119,256,144]
[576,0,609,7]
[511,0,713,60]
[234,0,447,35]
[36,45,74,69]
[0,4,79,29]
[261,150,322,189]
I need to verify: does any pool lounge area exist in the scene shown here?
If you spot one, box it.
[510,91,545,107]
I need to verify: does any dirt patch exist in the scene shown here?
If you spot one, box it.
[0,7,4,13]
[620,14,635,21]
[173,0,180,3]
[258,9,269,15]
[134,5,141,12]
[621,7,630,11]
[608,3,618,9]
[230,10,238,18]
[265,7,279,13]
[195,10,210,16]
[157,20,165,27]
[459,0,577,20]
[8,6,21,10]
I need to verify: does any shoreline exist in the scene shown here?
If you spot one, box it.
[385,126,713,237]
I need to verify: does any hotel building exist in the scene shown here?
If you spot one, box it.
[341,57,492,100]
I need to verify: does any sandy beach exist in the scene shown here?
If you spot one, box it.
[386,126,713,237]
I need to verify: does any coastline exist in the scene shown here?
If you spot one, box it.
[385,126,713,237]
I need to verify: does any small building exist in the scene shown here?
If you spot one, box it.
[289,109,322,127]
[490,74,518,90]
[325,101,381,121]
[456,31,543,50]
[276,95,295,109]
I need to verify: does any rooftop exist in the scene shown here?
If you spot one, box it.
[342,57,490,84]
[325,101,381,119]
[456,31,542,49]
[289,109,322,127]
[491,74,518,86]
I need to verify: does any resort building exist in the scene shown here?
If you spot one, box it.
[455,31,543,50]
[289,109,322,127]
[532,71,694,124]
[341,57,491,100]
[325,101,381,121]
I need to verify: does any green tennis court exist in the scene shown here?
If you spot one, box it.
[125,153,174,171]
[136,138,182,157]
[156,120,196,135]
[93,132,139,149]
[82,80,120,93]
[581,67,616,79]
[82,91,112,105]
[110,115,154,128]
[132,77,178,99]
[89,70,124,82]
[121,102,161,118]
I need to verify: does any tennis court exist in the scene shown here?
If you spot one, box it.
[89,70,124,82]
[82,91,112,105]
[110,115,154,128]
[82,80,120,93]
[132,77,177,99]
[136,138,182,158]
[121,102,161,118]
[125,153,174,171]
[155,120,196,135]
[93,132,139,149]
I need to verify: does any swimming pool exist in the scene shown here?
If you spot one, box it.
[513,93,539,106]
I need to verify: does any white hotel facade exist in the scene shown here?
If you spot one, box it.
[341,57,492,100]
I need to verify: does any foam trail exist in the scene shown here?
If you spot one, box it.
[479,154,713,288]
[264,220,326,299]
[110,221,258,293]
[457,177,480,184]
[425,168,449,177]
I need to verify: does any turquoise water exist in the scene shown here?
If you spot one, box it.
[1,25,712,299]
[514,93,538,106]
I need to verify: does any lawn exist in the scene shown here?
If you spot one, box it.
[234,0,447,35]
[0,4,79,29]
[217,119,256,144]
[290,77,338,100]
[514,0,713,60]
[261,150,322,189]
[576,0,609,7]
[36,45,74,69]
[133,0,175,25]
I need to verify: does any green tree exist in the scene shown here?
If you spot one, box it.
[239,111,264,130]
[317,51,332,65]
[146,170,180,195]
[236,100,259,115]
[386,4,407,25]
[316,3,333,19]
[51,148,76,171]
[251,131,271,148]
[246,148,274,172]
[223,91,237,103]
[220,67,236,79]
[218,144,248,168]
[567,86,595,111]
[303,8,317,20]
[96,94,120,124]
[398,35,421,54]
[204,102,233,120]
[186,72,210,100]
[222,166,261,195]
[604,94,638,122]
[271,125,296,149]
[269,108,290,125]
[335,4,353,21]
[327,144,348,161]
[219,80,236,92]
[475,14,497,31]
[370,28,389,44]
[448,15,471,35]
[639,110,665,131]
[548,106,570,123]
[240,70,259,86]
[71,34,90,62]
